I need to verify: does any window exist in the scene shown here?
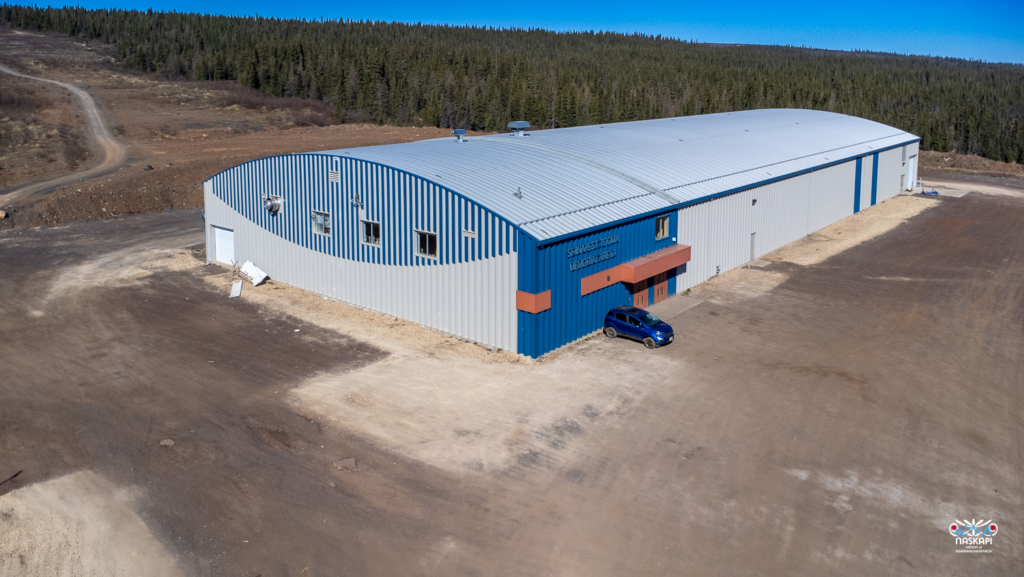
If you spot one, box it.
[639,312,660,327]
[655,215,669,240]
[312,210,331,235]
[628,316,641,327]
[361,220,381,246]
[415,230,438,259]
[615,313,628,323]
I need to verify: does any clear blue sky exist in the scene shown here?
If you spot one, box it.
[61,0,1024,64]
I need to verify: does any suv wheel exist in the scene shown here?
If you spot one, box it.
[604,327,617,339]
[643,337,657,349]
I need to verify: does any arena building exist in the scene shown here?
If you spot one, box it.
[204,109,919,357]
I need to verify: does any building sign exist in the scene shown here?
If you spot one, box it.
[568,235,618,271]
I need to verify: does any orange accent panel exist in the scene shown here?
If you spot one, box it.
[580,266,621,296]
[619,245,691,284]
[516,290,551,313]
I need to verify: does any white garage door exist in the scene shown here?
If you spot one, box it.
[214,226,235,265]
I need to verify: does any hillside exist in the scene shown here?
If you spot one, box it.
[3,4,1023,164]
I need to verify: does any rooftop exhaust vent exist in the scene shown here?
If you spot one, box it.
[452,129,467,143]
[508,121,530,137]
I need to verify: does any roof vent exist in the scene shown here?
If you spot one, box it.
[508,121,530,137]
[452,129,467,143]
[514,187,523,199]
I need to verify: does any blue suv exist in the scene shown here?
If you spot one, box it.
[603,306,674,349]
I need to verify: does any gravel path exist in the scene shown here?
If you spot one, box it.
[0,62,126,201]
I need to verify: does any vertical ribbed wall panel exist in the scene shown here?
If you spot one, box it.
[857,158,873,213]
[517,212,677,357]
[807,160,856,232]
[909,142,920,188]
[674,159,857,292]
[876,147,905,203]
[204,157,519,352]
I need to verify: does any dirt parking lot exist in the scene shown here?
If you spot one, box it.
[1,187,1021,575]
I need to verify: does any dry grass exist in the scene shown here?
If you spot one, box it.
[0,76,90,186]
[0,84,51,114]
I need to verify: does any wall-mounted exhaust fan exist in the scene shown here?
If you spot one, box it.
[452,129,467,143]
[264,195,283,213]
[508,121,530,137]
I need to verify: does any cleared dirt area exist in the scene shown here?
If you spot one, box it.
[920,150,1024,181]
[0,471,183,577]
[1,184,1021,576]
[920,171,1024,200]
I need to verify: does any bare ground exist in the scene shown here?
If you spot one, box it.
[919,150,1024,181]
[1,184,1021,576]
[0,472,184,577]
[920,172,1024,200]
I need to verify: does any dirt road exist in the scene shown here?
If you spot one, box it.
[0,62,125,201]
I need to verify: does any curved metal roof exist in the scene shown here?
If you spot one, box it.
[318,109,918,243]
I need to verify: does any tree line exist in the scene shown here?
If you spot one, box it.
[3,4,1023,163]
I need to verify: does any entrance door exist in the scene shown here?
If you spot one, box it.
[652,272,669,304]
[632,279,648,308]
[750,232,757,261]
[214,226,235,265]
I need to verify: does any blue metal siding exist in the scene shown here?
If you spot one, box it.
[666,211,679,296]
[516,233,539,357]
[207,154,513,267]
[853,157,863,214]
[206,153,519,351]
[871,153,880,206]
[517,212,677,357]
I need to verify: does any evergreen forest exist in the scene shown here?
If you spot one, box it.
[3,4,1023,163]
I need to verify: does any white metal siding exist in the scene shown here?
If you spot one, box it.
[674,159,857,292]
[876,147,904,203]
[858,159,872,212]
[205,192,519,352]
[906,141,920,188]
